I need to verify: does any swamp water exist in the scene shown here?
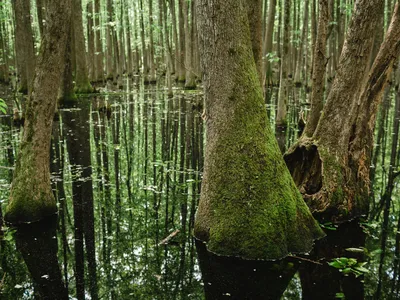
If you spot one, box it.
[0,82,397,299]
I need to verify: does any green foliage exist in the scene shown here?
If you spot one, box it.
[328,257,369,277]
[2,226,16,242]
[265,52,280,63]
[0,98,7,114]
[335,292,345,299]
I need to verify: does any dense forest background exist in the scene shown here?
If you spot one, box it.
[0,0,399,299]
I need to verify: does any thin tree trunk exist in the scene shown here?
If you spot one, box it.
[73,0,93,93]
[303,0,329,137]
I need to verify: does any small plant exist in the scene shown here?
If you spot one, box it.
[328,257,369,277]
[0,98,6,114]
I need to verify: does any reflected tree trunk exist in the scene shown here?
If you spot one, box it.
[15,216,68,300]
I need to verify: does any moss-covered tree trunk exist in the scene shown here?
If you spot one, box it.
[194,0,324,260]
[73,0,93,93]
[285,0,400,223]
[5,0,72,224]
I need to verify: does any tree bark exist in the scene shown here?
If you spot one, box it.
[14,0,36,94]
[73,0,93,93]
[5,0,72,224]
[285,0,395,224]
[194,0,324,260]
[276,0,291,153]
[303,0,329,137]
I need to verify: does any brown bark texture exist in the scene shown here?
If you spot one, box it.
[14,0,36,94]
[285,0,400,224]
[303,0,329,137]
[5,0,72,224]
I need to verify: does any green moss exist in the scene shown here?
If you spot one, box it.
[4,142,57,224]
[194,42,324,259]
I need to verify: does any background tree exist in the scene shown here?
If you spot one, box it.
[13,0,35,94]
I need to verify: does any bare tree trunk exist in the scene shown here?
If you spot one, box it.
[294,0,309,85]
[94,0,104,82]
[181,0,196,89]
[262,0,277,88]
[87,1,95,81]
[303,0,329,137]
[5,0,72,224]
[14,0,36,94]
[73,0,93,93]
[276,0,291,152]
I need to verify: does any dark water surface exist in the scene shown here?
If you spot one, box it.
[0,82,398,299]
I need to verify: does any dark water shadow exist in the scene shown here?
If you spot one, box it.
[299,220,365,299]
[14,214,68,299]
[195,239,298,300]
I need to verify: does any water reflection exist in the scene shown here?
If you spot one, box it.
[14,215,67,299]
[0,82,398,299]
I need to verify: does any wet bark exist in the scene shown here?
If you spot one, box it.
[5,0,72,224]
[194,0,324,260]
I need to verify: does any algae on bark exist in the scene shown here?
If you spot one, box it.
[194,0,324,260]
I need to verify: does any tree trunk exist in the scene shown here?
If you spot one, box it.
[94,0,104,82]
[14,0,36,94]
[303,0,329,137]
[5,0,72,224]
[73,0,93,93]
[194,0,324,260]
[262,0,277,88]
[293,0,309,85]
[182,0,196,89]
[285,0,395,224]
[276,0,291,153]
[87,1,95,81]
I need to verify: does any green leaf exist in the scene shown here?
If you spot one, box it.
[335,292,345,299]
[329,260,345,269]
[348,258,358,266]
[341,267,352,274]
[353,266,369,273]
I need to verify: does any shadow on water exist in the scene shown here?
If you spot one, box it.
[14,215,68,299]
